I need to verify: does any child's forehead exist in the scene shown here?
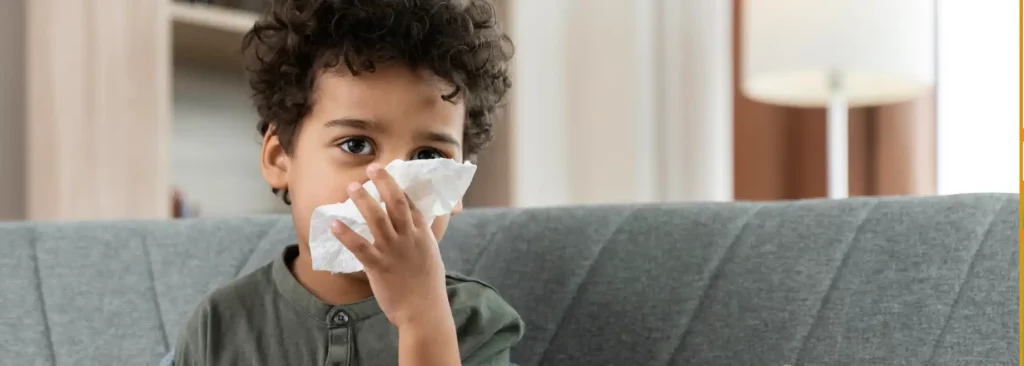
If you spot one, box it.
[313,65,459,109]
[306,67,466,135]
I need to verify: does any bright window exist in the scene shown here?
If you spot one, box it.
[935,0,1020,194]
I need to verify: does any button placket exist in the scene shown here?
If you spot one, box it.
[325,308,353,366]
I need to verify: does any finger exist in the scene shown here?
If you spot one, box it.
[407,195,428,229]
[347,181,396,242]
[331,219,381,267]
[368,163,413,234]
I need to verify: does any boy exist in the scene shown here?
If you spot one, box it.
[172,0,521,365]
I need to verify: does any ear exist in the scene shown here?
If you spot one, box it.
[260,126,290,192]
[451,200,464,215]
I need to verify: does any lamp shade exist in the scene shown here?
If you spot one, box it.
[741,0,935,107]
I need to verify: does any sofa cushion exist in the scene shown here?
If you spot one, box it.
[0,194,1017,366]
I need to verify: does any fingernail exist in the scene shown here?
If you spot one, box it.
[367,164,380,177]
[348,182,361,193]
[331,220,341,232]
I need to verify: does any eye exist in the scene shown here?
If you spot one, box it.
[339,137,375,155]
[411,148,446,160]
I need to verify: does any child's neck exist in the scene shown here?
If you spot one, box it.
[289,244,375,306]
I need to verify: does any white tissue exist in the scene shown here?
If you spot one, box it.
[308,159,477,273]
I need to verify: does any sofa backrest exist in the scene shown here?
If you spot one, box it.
[0,194,1018,365]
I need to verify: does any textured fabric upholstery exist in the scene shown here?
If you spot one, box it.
[0,194,1018,365]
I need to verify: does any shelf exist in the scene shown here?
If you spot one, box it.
[171,2,259,71]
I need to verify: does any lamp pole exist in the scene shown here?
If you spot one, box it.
[826,71,849,199]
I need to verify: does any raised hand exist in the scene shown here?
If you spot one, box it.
[330,163,450,328]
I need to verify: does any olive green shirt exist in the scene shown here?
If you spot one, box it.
[174,245,524,366]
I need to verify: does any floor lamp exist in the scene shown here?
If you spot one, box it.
[741,0,935,199]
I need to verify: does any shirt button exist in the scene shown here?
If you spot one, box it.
[330,310,350,326]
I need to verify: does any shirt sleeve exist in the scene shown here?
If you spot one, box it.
[173,300,211,366]
[460,318,523,366]
[448,279,526,366]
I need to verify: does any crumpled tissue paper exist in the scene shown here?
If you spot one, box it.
[308,159,477,273]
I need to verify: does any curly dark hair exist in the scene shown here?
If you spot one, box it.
[242,0,514,204]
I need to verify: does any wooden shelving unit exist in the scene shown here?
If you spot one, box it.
[171,2,258,71]
[168,2,291,218]
[171,1,257,31]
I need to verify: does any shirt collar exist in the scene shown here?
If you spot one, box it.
[271,245,384,324]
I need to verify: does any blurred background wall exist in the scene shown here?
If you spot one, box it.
[494,0,733,207]
[0,0,1018,220]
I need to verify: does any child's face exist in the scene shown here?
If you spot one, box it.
[261,63,466,248]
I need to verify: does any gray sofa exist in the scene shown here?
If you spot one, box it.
[0,193,1018,365]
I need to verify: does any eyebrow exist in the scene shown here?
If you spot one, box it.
[324,118,461,147]
[324,118,380,131]
[420,131,461,148]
